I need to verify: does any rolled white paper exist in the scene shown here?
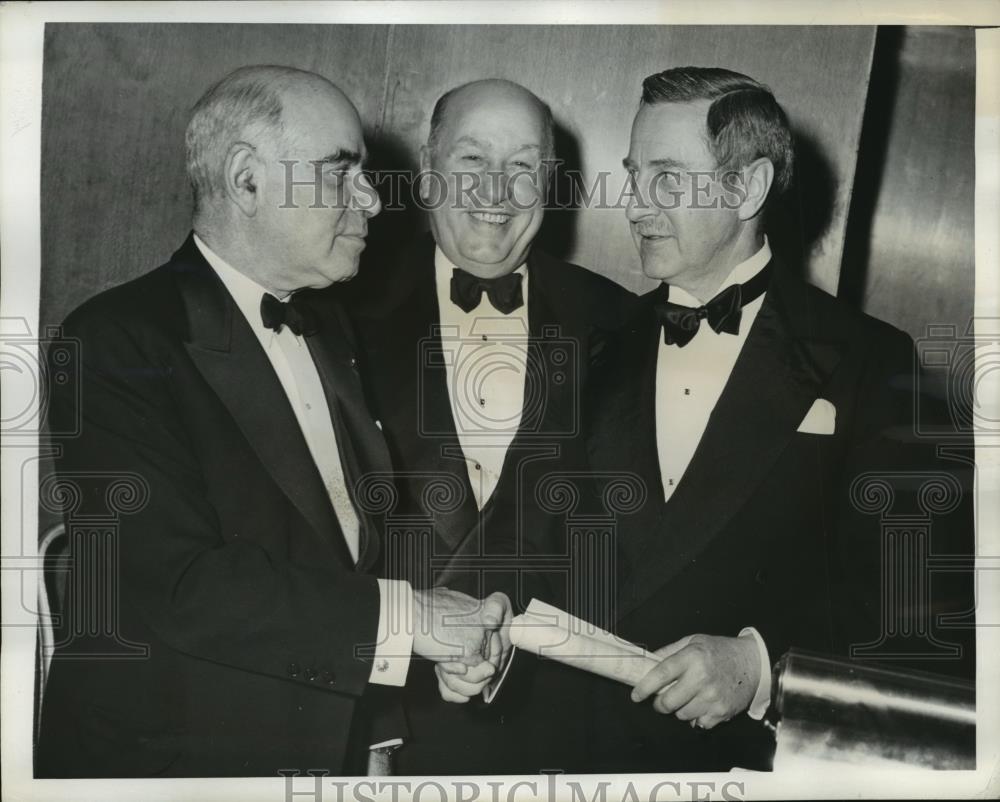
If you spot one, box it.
[508,599,660,686]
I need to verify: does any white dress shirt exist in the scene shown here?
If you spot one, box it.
[434,247,530,510]
[654,237,773,719]
[194,235,412,688]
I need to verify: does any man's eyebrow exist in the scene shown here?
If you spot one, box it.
[314,149,362,166]
[649,158,686,171]
[623,157,686,171]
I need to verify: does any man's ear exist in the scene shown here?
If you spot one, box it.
[738,157,774,222]
[418,144,433,202]
[223,142,261,217]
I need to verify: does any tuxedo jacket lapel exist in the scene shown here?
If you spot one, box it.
[589,303,664,501]
[172,237,353,566]
[302,296,393,572]
[385,242,480,555]
[618,266,847,619]
[519,257,580,438]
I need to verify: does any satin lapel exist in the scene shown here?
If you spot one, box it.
[519,262,578,438]
[588,300,663,493]
[302,296,392,573]
[172,238,346,561]
[617,268,847,620]
[586,304,664,608]
[402,251,480,554]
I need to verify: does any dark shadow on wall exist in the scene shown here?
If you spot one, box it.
[535,121,583,263]
[768,127,839,281]
[837,26,904,307]
[345,128,424,314]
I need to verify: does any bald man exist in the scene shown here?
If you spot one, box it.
[36,66,511,778]
[351,79,637,773]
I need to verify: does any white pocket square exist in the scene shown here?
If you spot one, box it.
[797,398,836,435]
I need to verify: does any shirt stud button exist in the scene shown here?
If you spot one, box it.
[474,464,481,471]
[683,388,691,395]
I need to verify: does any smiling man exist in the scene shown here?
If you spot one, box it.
[583,65,974,772]
[352,78,636,773]
[36,65,512,778]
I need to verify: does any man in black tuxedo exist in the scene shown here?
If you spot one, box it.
[36,65,511,778]
[585,66,974,771]
[352,79,636,773]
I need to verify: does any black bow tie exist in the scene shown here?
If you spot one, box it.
[450,268,524,314]
[654,263,771,347]
[260,293,319,337]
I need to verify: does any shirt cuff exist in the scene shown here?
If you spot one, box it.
[369,738,404,751]
[368,579,414,686]
[738,626,772,720]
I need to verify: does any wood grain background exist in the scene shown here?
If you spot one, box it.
[40,23,880,329]
[839,26,976,342]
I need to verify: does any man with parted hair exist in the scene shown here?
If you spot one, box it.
[584,65,973,771]
[351,78,637,773]
[36,64,512,778]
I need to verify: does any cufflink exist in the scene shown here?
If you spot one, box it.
[375,659,389,673]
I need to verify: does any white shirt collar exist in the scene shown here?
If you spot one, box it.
[668,237,772,308]
[194,233,284,337]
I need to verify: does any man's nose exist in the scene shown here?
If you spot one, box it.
[625,181,654,224]
[351,171,382,218]
[476,168,509,208]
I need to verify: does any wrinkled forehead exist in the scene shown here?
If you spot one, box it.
[272,84,366,159]
[439,89,548,151]
[627,99,715,168]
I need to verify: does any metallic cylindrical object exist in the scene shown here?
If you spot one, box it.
[772,650,975,770]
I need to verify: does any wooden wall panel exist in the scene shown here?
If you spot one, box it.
[40,23,391,329]
[840,26,975,342]
[378,25,877,294]
[40,24,876,328]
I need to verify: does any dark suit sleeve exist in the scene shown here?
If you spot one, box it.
[51,309,382,697]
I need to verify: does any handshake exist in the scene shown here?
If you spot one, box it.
[411,588,513,703]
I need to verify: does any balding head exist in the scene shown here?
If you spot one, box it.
[185,65,357,219]
[420,79,553,278]
[185,65,379,295]
[427,79,555,161]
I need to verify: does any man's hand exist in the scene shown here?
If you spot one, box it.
[630,633,759,730]
[412,588,512,703]
[413,588,513,664]
[433,659,497,704]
